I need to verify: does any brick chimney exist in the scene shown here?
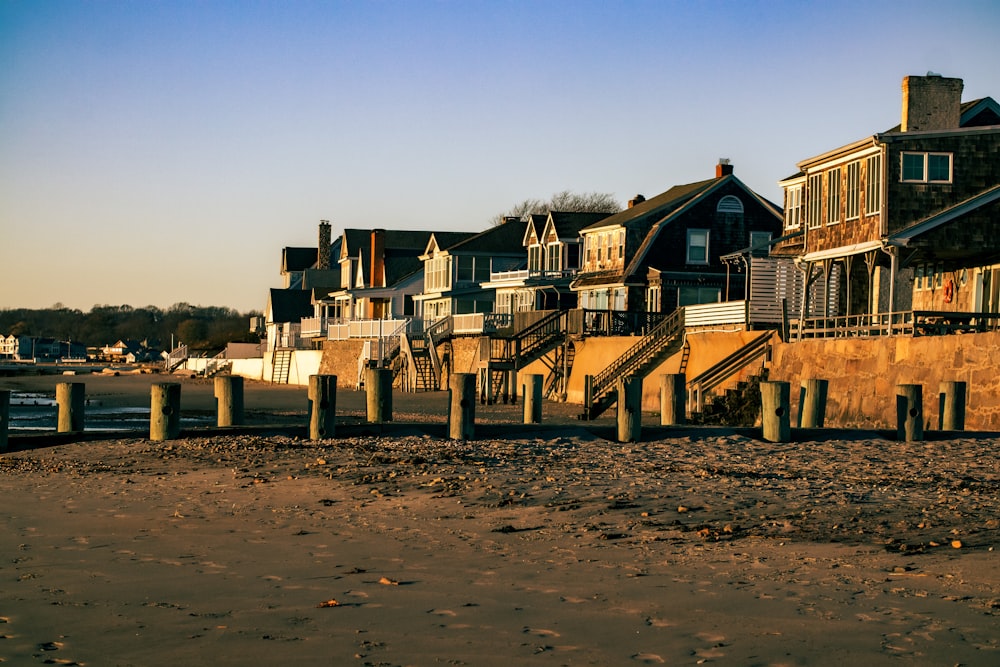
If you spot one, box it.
[901,74,963,132]
[716,159,733,178]
[317,220,332,270]
[628,194,646,208]
[370,229,386,288]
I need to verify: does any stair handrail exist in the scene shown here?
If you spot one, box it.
[164,343,189,371]
[590,308,685,400]
[202,349,231,377]
[424,316,452,378]
[687,331,774,409]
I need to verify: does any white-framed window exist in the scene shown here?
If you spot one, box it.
[845,161,860,220]
[826,168,841,225]
[807,173,823,229]
[687,229,709,265]
[425,255,451,292]
[646,285,661,313]
[865,154,882,214]
[546,242,561,273]
[901,152,953,183]
[528,245,542,273]
[784,185,803,229]
[915,265,925,291]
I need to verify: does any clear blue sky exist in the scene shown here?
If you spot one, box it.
[2,0,998,313]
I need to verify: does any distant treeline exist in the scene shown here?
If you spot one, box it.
[0,303,262,352]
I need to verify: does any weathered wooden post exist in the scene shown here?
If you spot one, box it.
[214,375,244,427]
[0,389,10,452]
[896,384,923,442]
[523,374,542,424]
[450,373,476,440]
[308,374,337,440]
[150,383,181,441]
[583,374,594,420]
[506,369,518,404]
[939,381,966,431]
[659,373,686,426]
[56,381,86,433]
[798,378,828,428]
[366,367,393,423]
[760,381,791,443]
[617,376,642,443]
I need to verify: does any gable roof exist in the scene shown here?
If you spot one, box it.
[268,288,313,324]
[445,218,529,254]
[546,211,614,238]
[579,178,718,233]
[881,96,1000,133]
[625,175,782,279]
[282,247,317,273]
[886,183,1000,249]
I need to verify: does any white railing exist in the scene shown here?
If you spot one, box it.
[164,344,189,371]
[488,268,579,282]
[684,301,748,327]
[451,313,512,334]
[327,318,410,341]
[300,316,327,337]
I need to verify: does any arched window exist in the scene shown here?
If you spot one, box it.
[716,195,744,228]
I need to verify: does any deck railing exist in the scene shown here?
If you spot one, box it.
[791,310,1000,340]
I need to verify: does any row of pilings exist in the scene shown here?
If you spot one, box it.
[0,373,972,450]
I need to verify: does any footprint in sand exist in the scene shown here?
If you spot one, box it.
[631,653,665,664]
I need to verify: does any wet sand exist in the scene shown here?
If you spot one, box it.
[1,372,998,665]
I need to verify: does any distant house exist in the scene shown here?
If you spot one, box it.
[320,228,473,323]
[570,163,783,314]
[100,339,146,362]
[484,211,613,314]
[413,218,529,321]
[772,74,1000,321]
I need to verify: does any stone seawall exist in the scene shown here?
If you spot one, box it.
[769,332,1000,430]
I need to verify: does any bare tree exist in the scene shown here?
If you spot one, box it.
[489,190,622,226]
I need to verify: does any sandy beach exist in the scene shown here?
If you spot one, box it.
[1,373,998,665]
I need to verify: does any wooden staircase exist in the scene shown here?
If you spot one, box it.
[271,348,292,384]
[478,310,570,404]
[579,308,686,420]
[686,331,775,424]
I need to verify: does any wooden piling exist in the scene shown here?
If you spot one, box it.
[214,376,244,427]
[659,373,686,426]
[507,370,518,404]
[939,381,966,431]
[896,384,923,442]
[583,375,594,421]
[798,378,828,428]
[308,374,337,440]
[0,389,9,452]
[523,374,542,424]
[366,368,393,423]
[760,381,791,443]
[450,373,476,440]
[150,383,181,441]
[617,377,642,443]
[56,381,86,433]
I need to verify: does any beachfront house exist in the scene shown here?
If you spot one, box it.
[483,211,613,316]
[772,74,1000,331]
[570,162,784,316]
[413,218,529,326]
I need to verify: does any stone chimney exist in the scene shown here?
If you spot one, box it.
[317,220,332,270]
[901,74,963,132]
[716,159,733,178]
[628,194,646,209]
[370,229,385,288]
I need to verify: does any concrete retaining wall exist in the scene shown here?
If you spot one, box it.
[768,331,1000,430]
